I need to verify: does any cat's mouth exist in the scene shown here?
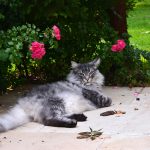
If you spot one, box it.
[83,82,92,86]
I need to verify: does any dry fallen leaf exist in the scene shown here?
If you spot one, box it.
[100,111,116,116]
[100,110,126,116]
[115,110,126,114]
[77,128,103,140]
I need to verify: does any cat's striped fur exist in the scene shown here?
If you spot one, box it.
[0,58,112,132]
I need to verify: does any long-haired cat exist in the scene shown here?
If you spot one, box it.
[0,58,112,132]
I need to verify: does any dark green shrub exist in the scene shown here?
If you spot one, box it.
[0,61,9,94]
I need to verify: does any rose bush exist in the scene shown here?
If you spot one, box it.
[0,23,61,91]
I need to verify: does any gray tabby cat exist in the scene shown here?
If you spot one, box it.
[0,58,112,132]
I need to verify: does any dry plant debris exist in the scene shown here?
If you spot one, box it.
[100,110,126,116]
[77,127,103,140]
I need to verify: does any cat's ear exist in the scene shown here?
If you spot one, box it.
[71,61,79,68]
[90,58,101,67]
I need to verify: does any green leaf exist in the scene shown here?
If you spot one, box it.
[8,41,14,45]
[16,42,22,50]
[5,48,11,53]
[9,54,14,63]
[0,51,9,61]
[0,13,5,20]
[39,34,44,38]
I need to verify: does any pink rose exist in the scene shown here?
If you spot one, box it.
[55,34,61,40]
[29,41,46,59]
[111,39,126,52]
[111,44,119,52]
[117,40,126,49]
[52,25,61,40]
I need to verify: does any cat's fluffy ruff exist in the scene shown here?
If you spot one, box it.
[0,58,112,132]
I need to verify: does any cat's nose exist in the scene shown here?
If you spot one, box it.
[84,78,89,82]
[86,76,90,81]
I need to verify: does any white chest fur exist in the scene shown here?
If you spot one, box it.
[57,91,96,115]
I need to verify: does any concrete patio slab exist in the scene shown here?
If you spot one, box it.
[0,86,150,149]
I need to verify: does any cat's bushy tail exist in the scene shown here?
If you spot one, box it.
[0,105,30,132]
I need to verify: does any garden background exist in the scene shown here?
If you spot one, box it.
[0,0,150,94]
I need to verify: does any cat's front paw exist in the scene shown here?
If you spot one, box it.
[104,97,112,107]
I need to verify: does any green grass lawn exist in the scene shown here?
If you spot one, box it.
[127,0,150,51]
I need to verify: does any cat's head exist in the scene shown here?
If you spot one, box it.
[67,58,104,87]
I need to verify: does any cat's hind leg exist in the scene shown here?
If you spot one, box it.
[43,116,77,128]
[40,97,77,128]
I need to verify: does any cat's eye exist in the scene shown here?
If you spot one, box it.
[89,70,96,77]
[78,72,84,76]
